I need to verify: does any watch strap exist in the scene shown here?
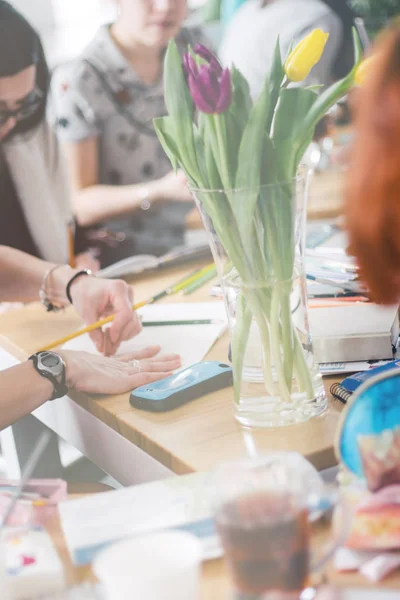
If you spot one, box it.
[29,353,68,401]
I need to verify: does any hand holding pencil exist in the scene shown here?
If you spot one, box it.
[38,264,216,353]
[68,276,142,356]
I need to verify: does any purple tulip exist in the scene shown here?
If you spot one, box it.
[183,45,232,115]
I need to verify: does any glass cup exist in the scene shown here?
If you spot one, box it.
[210,453,348,600]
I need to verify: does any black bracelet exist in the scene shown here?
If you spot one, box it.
[66,269,92,304]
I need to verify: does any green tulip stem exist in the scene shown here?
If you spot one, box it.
[281,290,295,392]
[270,286,292,403]
[212,116,234,192]
[245,292,275,395]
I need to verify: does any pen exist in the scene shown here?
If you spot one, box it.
[306,273,366,294]
[142,319,224,327]
[307,291,364,299]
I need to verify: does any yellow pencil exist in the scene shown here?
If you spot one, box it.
[37,263,216,352]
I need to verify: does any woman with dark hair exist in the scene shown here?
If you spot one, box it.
[0,0,95,267]
[219,0,357,98]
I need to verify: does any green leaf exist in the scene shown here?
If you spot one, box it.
[266,37,285,134]
[163,41,199,182]
[153,117,180,173]
[296,28,363,156]
[272,87,317,178]
[229,65,252,128]
[233,76,271,242]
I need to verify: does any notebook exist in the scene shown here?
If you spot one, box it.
[98,244,212,279]
[330,360,400,405]
[63,302,228,371]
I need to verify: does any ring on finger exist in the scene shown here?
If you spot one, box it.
[131,359,142,373]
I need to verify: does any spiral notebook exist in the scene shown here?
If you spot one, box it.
[330,360,400,405]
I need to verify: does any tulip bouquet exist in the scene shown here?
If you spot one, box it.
[155,29,363,425]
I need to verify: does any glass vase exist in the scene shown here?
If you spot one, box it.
[191,171,327,428]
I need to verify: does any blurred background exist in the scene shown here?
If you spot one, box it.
[8,0,398,70]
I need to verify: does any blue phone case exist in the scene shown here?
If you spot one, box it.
[129,361,233,412]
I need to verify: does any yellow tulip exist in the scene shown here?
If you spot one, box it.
[354,56,375,86]
[284,29,330,82]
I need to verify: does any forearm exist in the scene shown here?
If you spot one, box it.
[74,181,162,227]
[0,247,52,302]
[0,361,53,430]
[0,246,84,304]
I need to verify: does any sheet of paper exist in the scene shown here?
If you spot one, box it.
[0,347,18,371]
[59,472,221,566]
[63,302,228,370]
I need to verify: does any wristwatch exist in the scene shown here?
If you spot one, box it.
[29,351,68,401]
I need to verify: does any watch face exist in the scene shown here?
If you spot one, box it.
[42,352,60,368]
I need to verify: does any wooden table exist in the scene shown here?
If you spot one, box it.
[0,260,344,485]
[47,496,400,598]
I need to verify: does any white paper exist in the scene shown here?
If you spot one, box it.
[59,472,220,566]
[63,302,228,371]
[0,347,18,371]
[342,590,400,600]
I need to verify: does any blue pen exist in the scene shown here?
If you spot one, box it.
[306,273,366,295]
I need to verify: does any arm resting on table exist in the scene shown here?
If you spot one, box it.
[0,361,53,430]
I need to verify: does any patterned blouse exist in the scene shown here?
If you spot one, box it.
[50,25,206,265]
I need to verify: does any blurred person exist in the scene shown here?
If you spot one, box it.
[0,1,97,271]
[51,0,209,267]
[0,245,180,430]
[219,0,357,98]
[346,21,400,305]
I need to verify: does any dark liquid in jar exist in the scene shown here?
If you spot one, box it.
[216,492,310,596]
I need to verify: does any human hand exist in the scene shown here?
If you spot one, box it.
[59,346,181,394]
[68,275,142,356]
[153,170,193,203]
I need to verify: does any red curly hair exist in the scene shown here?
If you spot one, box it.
[346,23,400,304]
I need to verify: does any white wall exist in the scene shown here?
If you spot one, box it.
[7,0,55,32]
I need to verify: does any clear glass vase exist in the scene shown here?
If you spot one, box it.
[191,171,327,428]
